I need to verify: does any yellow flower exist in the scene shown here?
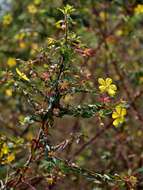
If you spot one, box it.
[7,57,17,67]
[15,32,26,40]
[27,4,38,14]
[16,68,30,82]
[19,41,27,49]
[129,176,137,187]
[98,78,117,96]
[34,0,41,5]
[2,13,13,26]
[6,153,15,163]
[46,177,54,185]
[112,105,127,127]
[115,29,123,36]
[1,143,9,155]
[99,11,108,21]
[5,89,13,97]
[134,4,143,14]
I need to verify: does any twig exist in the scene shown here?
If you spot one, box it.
[69,121,112,162]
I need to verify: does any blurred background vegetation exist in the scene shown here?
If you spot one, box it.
[1,0,143,189]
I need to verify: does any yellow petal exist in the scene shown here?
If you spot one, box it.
[6,153,15,163]
[5,89,12,97]
[16,68,30,82]
[98,78,105,85]
[113,118,120,127]
[99,85,106,92]
[115,105,122,114]
[7,57,16,67]
[112,112,119,119]
[113,117,125,127]
[110,84,117,91]
[108,88,116,96]
[121,108,127,116]
[2,144,9,154]
[119,117,125,123]
[105,78,112,85]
